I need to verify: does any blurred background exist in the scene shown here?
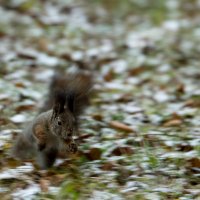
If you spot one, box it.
[0,0,200,199]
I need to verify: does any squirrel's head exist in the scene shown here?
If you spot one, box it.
[51,90,77,140]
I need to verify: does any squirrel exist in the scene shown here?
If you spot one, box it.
[12,71,92,169]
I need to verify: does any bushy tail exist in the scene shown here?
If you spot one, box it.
[40,71,93,115]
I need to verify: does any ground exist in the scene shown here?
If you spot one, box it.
[0,0,199,199]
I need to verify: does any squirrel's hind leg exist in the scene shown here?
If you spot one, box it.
[12,133,35,160]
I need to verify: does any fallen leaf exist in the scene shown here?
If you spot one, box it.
[163,119,182,127]
[17,52,36,60]
[15,105,35,112]
[111,146,134,156]
[176,83,185,94]
[163,113,183,127]
[104,69,115,82]
[100,162,116,171]
[39,179,49,192]
[116,93,133,102]
[188,158,200,168]
[109,121,135,132]
[14,82,26,88]
[0,117,10,126]
[184,99,200,108]
[177,144,193,152]
[86,147,102,160]
[129,67,146,76]
[92,114,103,121]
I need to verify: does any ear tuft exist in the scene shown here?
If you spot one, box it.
[52,90,66,119]
[66,92,75,113]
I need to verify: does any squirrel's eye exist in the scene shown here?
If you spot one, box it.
[58,120,62,126]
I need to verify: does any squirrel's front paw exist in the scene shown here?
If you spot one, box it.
[68,142,78,153]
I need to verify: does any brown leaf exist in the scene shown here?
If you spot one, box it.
[129,67,146,76]
[39,179,49,192]
[116,93,133,102]
[111,146,134,156]
[96,57,117,67]
[15,82,26,88]
[86,147,102,160]
[177,144,193,152]
[92,114,103,121]
[15,104,35,112]
[100,162,116,171]
[0,31,6,38]
[0,117,10,126]
[104,69,115,82]
[188,158,200,168]
[60,53,72,61]
[17,53,36,60]
[38,37,49,52]
[184,99,200,108]
[163,119,182,127]
[163,113,183,127]
[109,121,135,132]
[176,83,185,94]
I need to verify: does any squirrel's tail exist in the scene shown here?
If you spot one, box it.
[40,71,93,114]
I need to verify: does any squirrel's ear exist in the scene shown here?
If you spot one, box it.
[66,92,75,113]
[52,90,66,119]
